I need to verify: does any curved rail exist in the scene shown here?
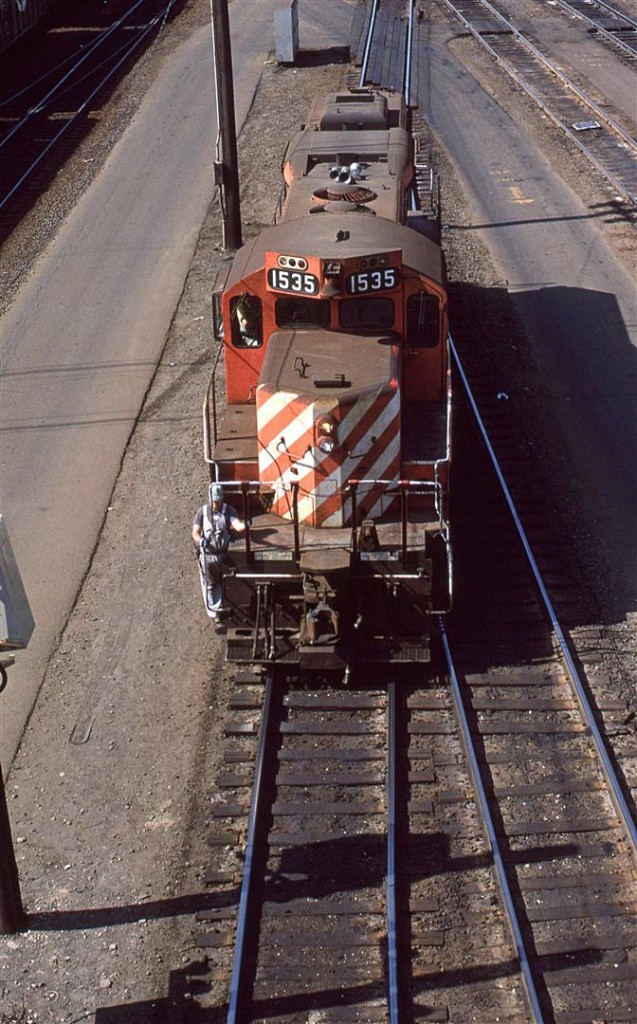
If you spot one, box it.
[450,333,637,860]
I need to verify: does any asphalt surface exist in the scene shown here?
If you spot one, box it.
[416,20,636,621]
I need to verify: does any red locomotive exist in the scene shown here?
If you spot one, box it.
[204,88,451,672]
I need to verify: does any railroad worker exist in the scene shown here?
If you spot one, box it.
[192,483,246,628]
[233,294,262,347]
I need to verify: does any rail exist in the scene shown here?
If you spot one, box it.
[439,617,546,1023]
[358,0,381,87]
[450,332,637,861]
[202,338,226,463]
[0,0,176,214]
[386,681,399,1023]
[226,669,275,1024]
[407,0,417,104]
[554,0,637,58]
[220,674,405,1020]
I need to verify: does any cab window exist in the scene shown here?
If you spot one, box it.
[406,293,440,348]
[339,298,394,329]
[275,297,330,328]
[231,294,263,348]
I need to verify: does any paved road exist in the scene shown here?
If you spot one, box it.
[416,23,636,621]
[0,0,354,765]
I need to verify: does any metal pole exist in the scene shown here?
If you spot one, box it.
[400,483,408,566]
[211,0,242,250]
[0,761,25,934]
[241,483,252,565]
[386,682,399,1021]
[292,483,300,562]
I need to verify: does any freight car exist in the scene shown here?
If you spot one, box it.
[204,88,451,673]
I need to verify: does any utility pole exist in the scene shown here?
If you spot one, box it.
[211,0,242,251]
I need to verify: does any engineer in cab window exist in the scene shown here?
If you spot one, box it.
[232,294,262,348]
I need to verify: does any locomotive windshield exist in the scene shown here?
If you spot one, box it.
[339,297,394,329]
[275,297,330,328]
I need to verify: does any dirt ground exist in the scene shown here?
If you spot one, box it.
[0,1,635,1021]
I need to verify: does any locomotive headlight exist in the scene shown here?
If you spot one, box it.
[318,435,336,455]
[315,415,337,454]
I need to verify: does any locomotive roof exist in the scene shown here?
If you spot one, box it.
[283,126,411,183]
[281,128,409,222]
[226,214,445,291]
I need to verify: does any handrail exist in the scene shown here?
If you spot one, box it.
[215,478,450,592]
[202,338,226,465]
[358,0,380,87]
[347,477,441,489]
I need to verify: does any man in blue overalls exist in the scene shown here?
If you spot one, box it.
[192,483,245,629]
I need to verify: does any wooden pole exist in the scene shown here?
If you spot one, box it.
[211,0,242,250]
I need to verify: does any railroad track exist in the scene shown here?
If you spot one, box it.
[0,0,181,242]
[194,381,637,1020]
[439,0,637,205]
[553,0,637,62]
[441,347,637,1021]
[197,582,636,1021]
[191,4,636,1019]
[352,0,415,94]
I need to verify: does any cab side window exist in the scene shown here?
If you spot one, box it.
[406,293,439,348]
[231,294,263,348]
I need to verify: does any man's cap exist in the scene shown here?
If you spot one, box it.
[209,483,224,504]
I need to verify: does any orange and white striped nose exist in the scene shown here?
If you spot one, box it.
[256,383,400,527]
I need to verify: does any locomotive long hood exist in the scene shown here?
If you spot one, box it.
[256,331,401,528]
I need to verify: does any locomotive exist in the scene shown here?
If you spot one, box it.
[204,88,451,672]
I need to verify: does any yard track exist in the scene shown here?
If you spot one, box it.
[0,0,183,243]
[198,582,636,1021]
[440,0,637,204]
[554,0,637,61]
